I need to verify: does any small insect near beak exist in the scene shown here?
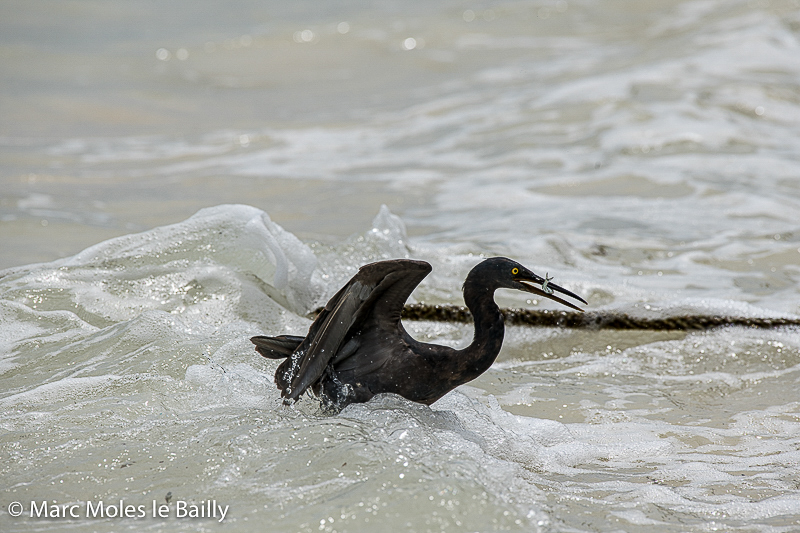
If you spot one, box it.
[514,272,587,312]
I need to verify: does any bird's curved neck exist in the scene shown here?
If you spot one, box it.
[459,279,504,379]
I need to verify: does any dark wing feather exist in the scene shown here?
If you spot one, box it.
[251,335,305,359]
[287,280,367,397]
[283,259,432,401]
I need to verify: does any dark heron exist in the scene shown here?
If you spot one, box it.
[251,257,586,411]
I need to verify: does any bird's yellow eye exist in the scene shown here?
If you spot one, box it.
[511,267,519,275]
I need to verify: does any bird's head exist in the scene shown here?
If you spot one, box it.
[467,257,587,312]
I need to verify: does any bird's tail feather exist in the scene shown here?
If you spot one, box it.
[251,335,304,359]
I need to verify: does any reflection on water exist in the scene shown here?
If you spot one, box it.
[2,0,800,531]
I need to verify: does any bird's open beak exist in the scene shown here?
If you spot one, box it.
[514,273,587,312]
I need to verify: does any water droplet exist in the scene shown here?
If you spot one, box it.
[402,37,417,50]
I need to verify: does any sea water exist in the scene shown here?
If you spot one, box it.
[2,1,800,531]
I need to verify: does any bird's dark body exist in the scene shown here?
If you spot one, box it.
[251,257,585,411]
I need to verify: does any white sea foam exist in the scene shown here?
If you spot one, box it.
[2,204,800,532]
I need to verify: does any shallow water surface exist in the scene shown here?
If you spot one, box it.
[2,0,800,532]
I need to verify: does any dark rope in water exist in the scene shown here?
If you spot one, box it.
[400,303,800,331]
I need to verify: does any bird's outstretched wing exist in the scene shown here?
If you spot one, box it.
[280,259,432,401]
